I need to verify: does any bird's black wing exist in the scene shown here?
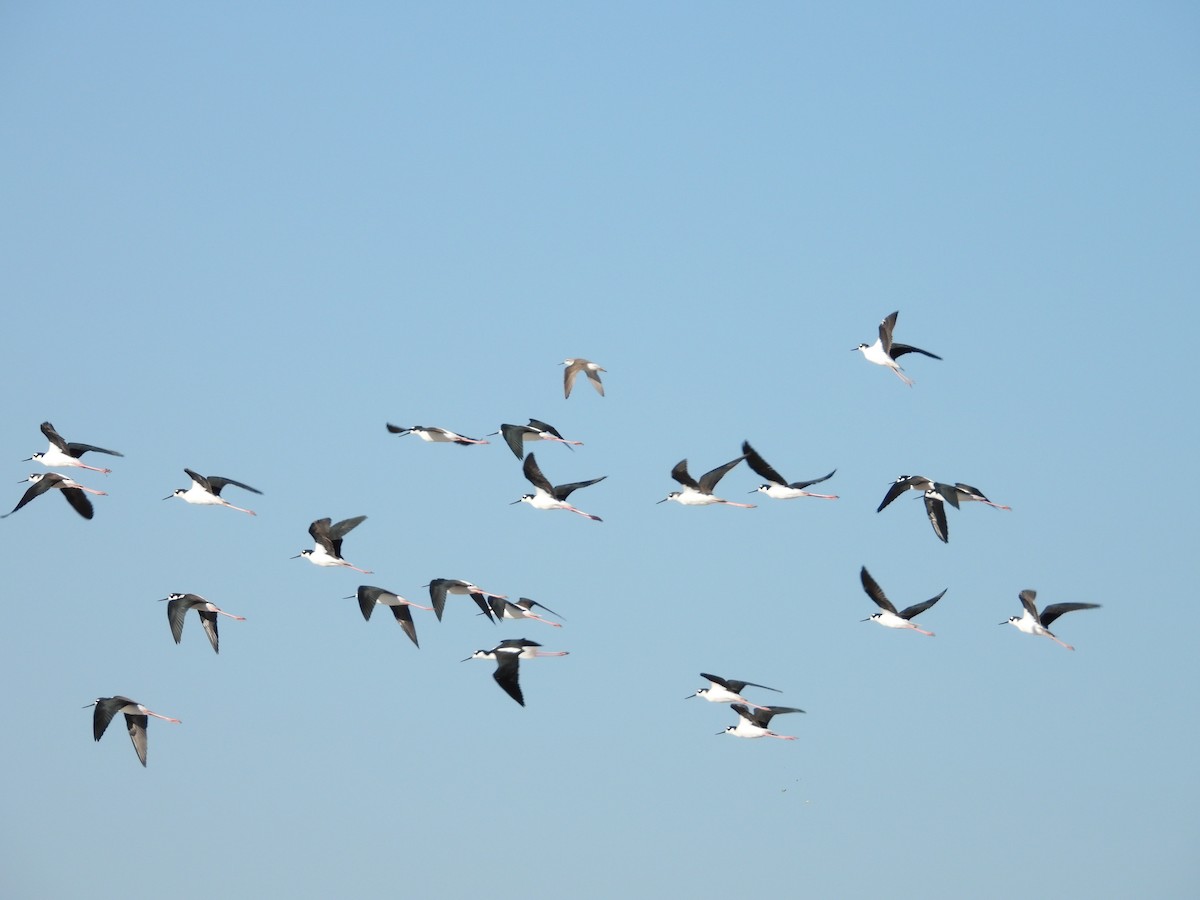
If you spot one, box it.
[492,655,525,706]
[60,487,95,520]
[724,678,781,694]
[198,610,220,654]
[65,441,124,459]
[389,604,419,647]
[899,589,947,621]
[92,697,126,741]
[789,469,837,490]
[3,478,56,518]
[205,476,262,497]
[552,476,605,501]
[924,494,949,543]
[1018,590,1040,620]
[876,476,921,513]
[741,441,787,486]
[859,567,898,614]
[40,421,70,452]
[471,592,496,623]
[669,459,698,489]
[385,423,412,434]
[889,343,942,361]
[184,469,212,492]
[428,580,449,621]
[523,454,555,494]
[697,456,746,494]
[878,311,899,356]
[528,419,565,440]
[165,597,191,644]
[499,424,528,460]
[1039,603,1101,628]
[308,518,335,554]
[125,713,149,766]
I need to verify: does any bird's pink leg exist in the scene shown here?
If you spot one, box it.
[524,612,562,628]
[405,602,436,611]
[214,609,246,621]
[717,499,757,509]
[891,366,914,387]
[566,505,602,521]
[985,501,1012,511]
[803,491,840,500]
[1048,634,1075,651]
[77,462,112,475]
[145,710,182,724]
[767,732,798,741]
[223,501,257,516]
[76,485,108,496]
[343,562,374,575]
[530,650,569,658]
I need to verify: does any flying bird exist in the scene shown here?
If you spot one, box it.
[1001,590,1100,651]
[720,704,806,740]
[164,469,261,516]
[491,419,583,460]
[463,638,569,706]
[88,696,181,767]
[386,424,489,445]
[659,455,755,508]
[687,673,782,712]
[854,310,941,386]
[875,475,960,543]
[426,578,507,622]
[859,566,945,636]
[160,593,246,654]
[349,585,434,647]
[293,516,372,574]
[487,596,565,628]
[513,453,605,521]
[562,358,605,398]
[3,472,105,520]
[26,421,123,475]
[741,441,837,501]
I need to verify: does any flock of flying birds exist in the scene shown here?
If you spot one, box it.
[11,320,1101,765]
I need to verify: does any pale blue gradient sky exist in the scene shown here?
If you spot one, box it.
[2,4,1197,898]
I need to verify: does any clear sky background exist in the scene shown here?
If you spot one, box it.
[2,4,1197,898]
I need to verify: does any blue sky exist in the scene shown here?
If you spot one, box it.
[2,4,1197,898]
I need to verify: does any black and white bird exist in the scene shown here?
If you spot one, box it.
[426,578,507,622]
[513,453,605,521]
[26,421,123,475]
[87,696,181,767]
[348,585,434,647]
[562,358,605,398]
[492,419,583,460]
[3,472,106,520]
[742,441,837,501]
[1002,590,1100,651]
[859,567,944,636]
[687,673,782,712]
[877,476,1010,514]
[293,516,372,574]
[720,704,806,740]
[386,423,489,445]
[160,593,246,654]
[165,468,261,516]
[487,596,565,628]
[463,638,569,706]
[659,455,755,508]
[875,475,960,543]
[854,310,941,386]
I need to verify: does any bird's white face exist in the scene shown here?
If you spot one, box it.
[167,592,186,601]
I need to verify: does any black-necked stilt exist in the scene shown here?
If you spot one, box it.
[165,468,261,516]
[513,453,605,521]
[859,566,944,636]
[741,441,838,501]
[951,482,1012,511]
[720,704,805,740]
[562,358,605,398]
[659,455,755,508]
[348,585,434,647]
[294,516,372,574]
[27,421,123,475]
[875,475,960,543]
[1002,590,1100,651]
[688,673,782,711]
[3,472,106,520]
[426,578,506,622]
[463,638,569,706]
[385,424,489,445]
[854,311,941,387]
[492,419,583,460]
[487,596,565,628]
[160,593,245,655]
[87,696,181,767]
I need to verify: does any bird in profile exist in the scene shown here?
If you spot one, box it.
[854,310,941,386]
[859,566,945,636]
[720,704,806,740]
[3,472,106,520]
[1001,590,1100,651]
[487,596,565,628]
[349,585,434,647]
[293,516,372,574]
[492,419,583,460]
[659,455,755,508]
[687,673,782,711]
[513,453,605,521]
[385,424,489,445]
[26,421,123,475]
[426,578,507,622]
[741,440,837,501]
[160,593,246,654]
[877,476,1010,514]
[463,638,569,706]
[87,696,181,767]
[165,469,262,516]
[562,358,605,398]
[875,475,960,543]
